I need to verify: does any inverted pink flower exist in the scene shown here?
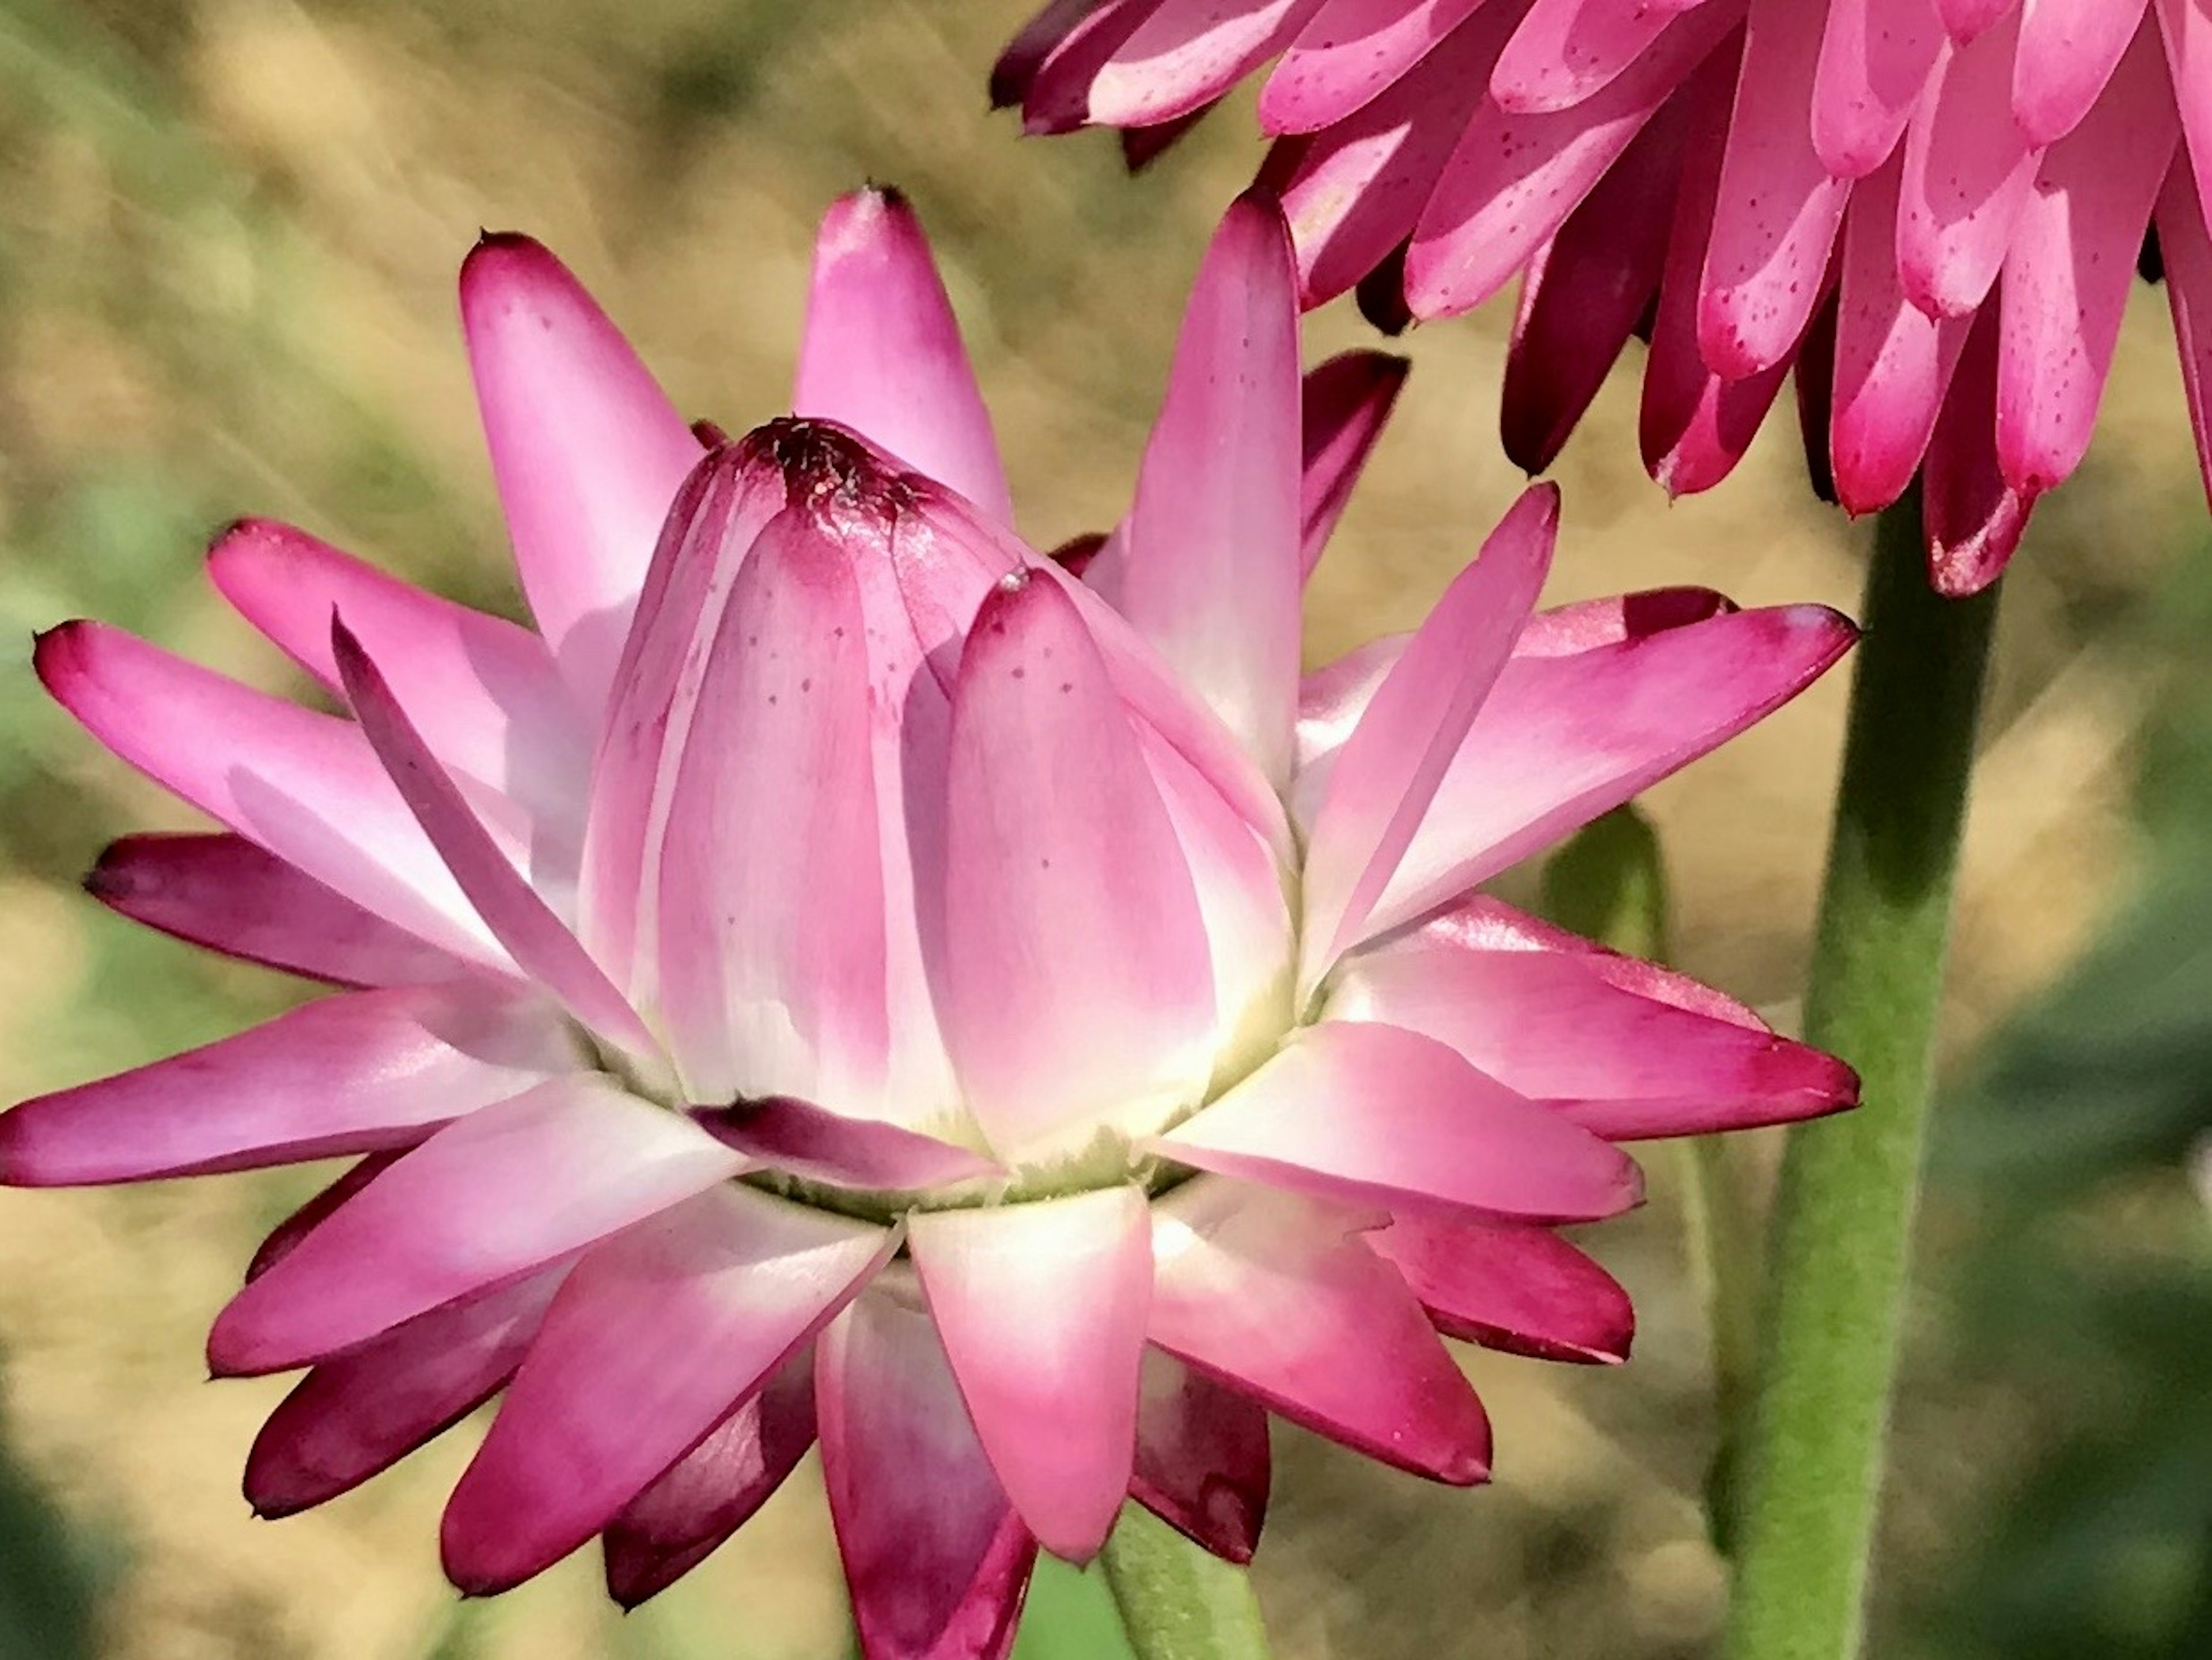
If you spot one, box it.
[1001,0,2212,595]
[4,187,1856,1653]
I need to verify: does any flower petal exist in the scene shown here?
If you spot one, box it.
[1492,0,1693,115]
[1086,0,1328,128]
[1923,300,2031,595]
[2156,149,2212,519]
[206,1075,743,1376]
[1300,350,1408,578]
[911,1189,1152,1563]
[0,985,571,1186]
[1369,1213,1634,1363]
[1260,0,1489,135]
[693,1097,1002,1190]
[1130,1351,1271,1564]
[441,1185,889,1594]
[1021,1,1174,134]
[1898,13,2044,317]
[1810,0,1944,177]
[2012,0,2149,146]
[994,0,1119,108]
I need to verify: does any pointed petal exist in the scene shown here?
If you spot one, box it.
[1924,300,2031,595]
[244,1270,562,1519]
[820,1289,1039,1660]
[0,985,572,1186]
[941,574,1215,1159]
[1370,1213,1634,1363]
[794,190,1013,523]
[1260,0,1489,135]
[1300,350,1408,578]
[1899,14,2044,316]
[1130,1351,1270,1564]
[1492,0,1695,114]
[441,1185,889,1594]
[1810,0,1944,177]
[911,1189,1151,1563]
[994,0,1118,107]
[694,1097,1001,1190]
[460,234,704,714]
[1021,0,1175,134]
[1298,485,1557,990]
[206,1075,743,1376]
[1086,0,1327,127]
[1147,1179,1491,1483]
[245,1154,402,1285]
[2013,0,2149,146]
[84,833,471,988]
[603,1350,818,1608]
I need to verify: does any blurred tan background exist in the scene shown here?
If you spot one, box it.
[0,3,2205,1658]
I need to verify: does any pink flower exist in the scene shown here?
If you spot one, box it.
[4,187,1855,1651]
[1000,0,2212,594]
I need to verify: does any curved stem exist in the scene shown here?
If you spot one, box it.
[1100,1508,1274,1660]
[1720,498,2001,1660]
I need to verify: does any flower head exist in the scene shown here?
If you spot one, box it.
[6,186,1856,1650]
[1001,0,2212,593]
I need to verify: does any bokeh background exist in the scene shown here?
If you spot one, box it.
[0,2,2205,1657]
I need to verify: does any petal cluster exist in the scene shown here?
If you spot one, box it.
[4,185,1856,1654]
[1001,0,2212,593]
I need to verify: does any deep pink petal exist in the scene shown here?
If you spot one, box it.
[694,1097,1002,1190]
[244,1270,562,1519]
[1300,350,1409,577]
[441,1185,889,1595]
[2156,150,2212,518]
[2013,0,2149,145]
[794,190,1014,523]
[1936,0,2015,41]
[911,1189,1151,1562]
[1492,0,1696,114]
[1130,1352,1270,1564]
[994,0,1118,107]
[0,985,571,1186]
[819,1288,1039,1660]
[2157,0,2212,230]
[459,234,704,714]
[245,1154,403,1285]
[1260,0,1490,134]
[1899,13,2044,316]
[1022,1,1173,134]
[84,833,470,988]
[1810,0,1944,177]
[206,1075,743,1376]
[1370,1213,1634,1363]
[1146,1179,1491,1483]
[1087,0,1329,127]
[1923,300,2031,595]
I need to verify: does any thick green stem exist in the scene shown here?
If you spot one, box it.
[1099,1508,1273,1660]
[1720,499,2000,1660]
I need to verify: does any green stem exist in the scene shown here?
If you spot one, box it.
[1100,1508,1274,1660]
[1720,497,2000,1660]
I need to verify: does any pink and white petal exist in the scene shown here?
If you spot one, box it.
[604,1349,819,1608]
[1297,485,1557,990]
[1513,586,1736,656]
[1996,24,2177,496]
[1088,0,1329,127]
[694,1097,1001,1190]
[994,0,1119,107]
[1301,350,1409,578]
[0,985,573,1186]
[2157,150,2212,515]
[333,621,656,1061]
[1160,1021,1642,1223]
[460,234,704,715]
[34,623,507,967]
[941,574,1216,1159]
[820,1287,1039,1660]
[1369,1213,1634,1363]
[1088,192,1304,786]
[1021,0,1173,134]
[1260,0,1490,134]
[1493,0,1698,115]
[794,190,1014,524]
[206,1075,743,1377]
[653,509,890,1109]
[1147,1178,1491,1483]
[1899,14,2045,316]
[244,1270,562,1519]
[441,1185,889,1594]
[911,1189,1152,1562]
[1924,299,2032,595]
[1324,928,1857,1138]
[1130,1351,1271,1564]
[85,833,472,989]
[2012,0,2149,145]
[1811,0,1945,178]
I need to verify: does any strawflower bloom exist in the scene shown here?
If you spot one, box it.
[999,0,2212,595]
[5,186,1858,1653]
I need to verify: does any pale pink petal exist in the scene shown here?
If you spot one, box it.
[333,620,657,1062]
[244,1270,562,1519]
[441,1185,889,1594]
[460,234,704,714]
[694,1097,1002,1190]
[1899,13,2044,316]
[1159,1020,1642,1222]
[941,574,1215,1159]
[84,833,471,988]
[994,0,1118,107]
[1260,0,1490,134]
[1811,0,1945,177]
[2013,0,2149,143]
[1937,0,2016,41]
[2156,150,2212,515]
[819,1288,1039,1660]
[1130,1352,1270,1564]
[911,1189,1151,1562]
[1088,0,1329,127]
[1087,192,1304,786]
[0,985,571,1186]
[33,622,506,968]
[1513,587,1737,654]
[1370,1213,1634,1362]
[604,1350,818,1608]
[1301,350,1409,578]
[206,1075,743,1377]
[794,189,1014,523]
[1924,300,2032,594]
[1996,22,2177,494]
[1297,485,1557,990]
[1146,1179,1491,1482]
[1493,0,1704,114]
[1022,1,1173,134]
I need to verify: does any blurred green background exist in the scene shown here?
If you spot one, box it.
[0,2,2203,1656]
